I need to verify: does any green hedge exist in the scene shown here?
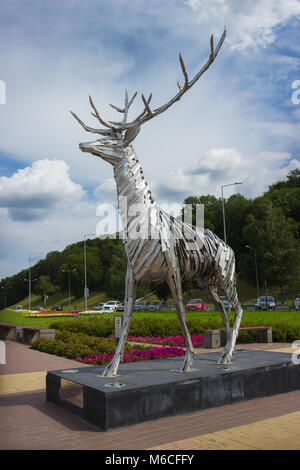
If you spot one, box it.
[31,330,118,360]
[50,317,115,337]
[31,329,151,360]
[50,317,222,337]
[49,316,300,344]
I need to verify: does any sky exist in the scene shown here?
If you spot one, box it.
[0,0,300,277]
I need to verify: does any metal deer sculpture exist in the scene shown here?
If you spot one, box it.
[72,29,243,377]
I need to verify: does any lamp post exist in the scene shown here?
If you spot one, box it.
[84,233,96,311]
[24,278,37,309]
[28,251,41,310]
[246,245,259,298]
[62,269,77,308]
[221,182,242,244]
[1,286,12,308]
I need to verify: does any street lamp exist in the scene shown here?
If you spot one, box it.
[84,233,96,311]
[62,269,77,308]
[221,182,243,244]
[1,286,12,308]
[28,251,41,310]
[246,245,259,298]
[24,278,37,309]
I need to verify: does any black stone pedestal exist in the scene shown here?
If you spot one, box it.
[46,350,300,431]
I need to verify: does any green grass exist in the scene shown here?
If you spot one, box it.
[9,291,109,311]
[0,308,115,328]
[1,307,299,330]
[131,309,300,327]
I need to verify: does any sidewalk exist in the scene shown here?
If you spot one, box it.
[0,340,299,450]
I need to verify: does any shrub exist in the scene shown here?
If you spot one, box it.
[50,317,115,337]
[48,314,300,344]
[50,316,222,338]
[271,323,300,343]
[31,330,150,360]
[31,330,118,359]
[236,330,256,343]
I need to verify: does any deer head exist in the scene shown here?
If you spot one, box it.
[71,29,226,166]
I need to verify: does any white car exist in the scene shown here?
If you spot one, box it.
[101,301,120,313]
[295,295,300,311]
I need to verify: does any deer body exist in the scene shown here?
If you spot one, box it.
[72,29,244,377]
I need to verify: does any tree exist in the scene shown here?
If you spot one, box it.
[183,195,223,235]
[223,194,252,255]
[243,199,300,294]
[269,168,300,191]
[266,168,300,231]
[34,275,59,304]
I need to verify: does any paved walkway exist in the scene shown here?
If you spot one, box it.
[0,340,299,450]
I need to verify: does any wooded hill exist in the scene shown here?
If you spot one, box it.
[1,169,299,309]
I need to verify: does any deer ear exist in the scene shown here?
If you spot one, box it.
[123,126,140,147]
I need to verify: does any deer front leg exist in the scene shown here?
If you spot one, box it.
[167,267,195,372]
[101,264,138,377]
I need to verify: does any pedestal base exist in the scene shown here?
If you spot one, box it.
[46,350,300,431]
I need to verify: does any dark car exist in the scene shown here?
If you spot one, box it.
[93,303,104,311]
[186,299,207,311]
[33,306,44,311]
[51,305,62,311]
[116,302,125,312]
[255,296,276,310]
[134,301,149,312]
[147,301,169,311]
[219,296,232,311]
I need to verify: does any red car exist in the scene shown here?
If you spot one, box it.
[116,303,125,312]
[186,299,207,311]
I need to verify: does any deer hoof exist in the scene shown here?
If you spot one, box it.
[101,357,121,377]
[179,351,194,372]
[218,351,232,365]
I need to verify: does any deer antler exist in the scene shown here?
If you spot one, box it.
[70,111,112,136]
[71,29,226,134]
[115,28,226,130]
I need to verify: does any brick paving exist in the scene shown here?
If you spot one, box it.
[0,339,90,375]
[150,411,300,450]
[0,339,299,450]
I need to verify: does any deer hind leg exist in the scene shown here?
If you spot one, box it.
[204,285,231,349]
[101,264,138,377]
[218,285,243,365]
[167,267,195,372]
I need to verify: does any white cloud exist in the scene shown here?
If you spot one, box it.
[94,178,117,203]
[187,0,300,50]
[185,147,243,174]
[153,147,299,202]
[0,159,85,221]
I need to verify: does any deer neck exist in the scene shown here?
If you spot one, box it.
[113,145,154,240]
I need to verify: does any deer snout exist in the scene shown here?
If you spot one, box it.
[78,141,102,156]
[79,141,98,152]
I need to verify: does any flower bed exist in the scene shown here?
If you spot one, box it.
[76,345,185,366]
[23,310,79,318]
[127,334,204,347]
[77,310,100,315]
